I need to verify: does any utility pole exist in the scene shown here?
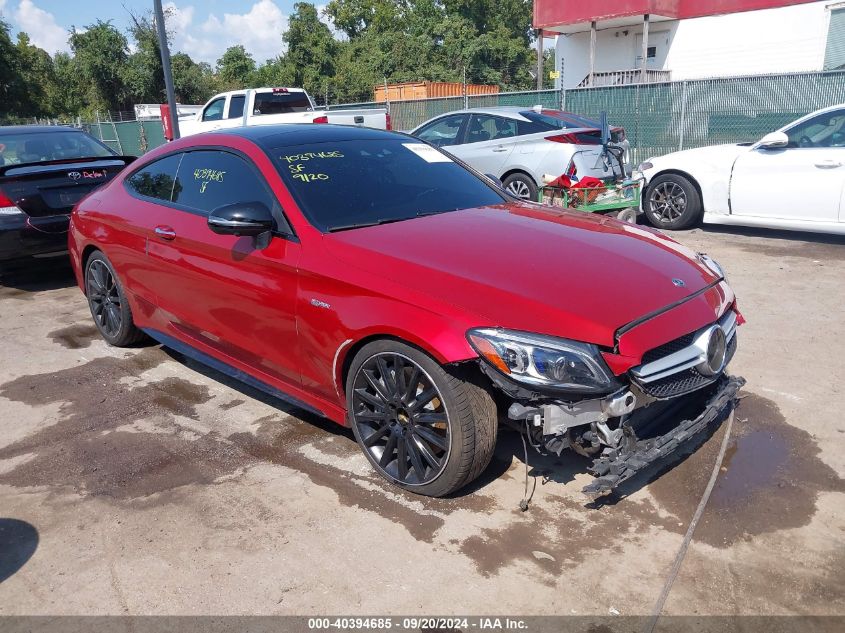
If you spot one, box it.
[640,14,650,84]
[536,30,543,91]
[462,66,468,109]
[154,0,179,139]
[383,76,390,113]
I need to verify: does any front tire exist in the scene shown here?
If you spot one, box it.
[84,251,146,347]
[346,340,497,497]
[502,173,538,201]
[645,173,702,230]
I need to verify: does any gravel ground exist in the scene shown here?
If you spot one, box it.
[0,224,843,618]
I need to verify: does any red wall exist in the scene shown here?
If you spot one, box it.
[534,0,819,28]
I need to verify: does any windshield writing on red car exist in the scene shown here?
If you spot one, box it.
[271,139,506,232]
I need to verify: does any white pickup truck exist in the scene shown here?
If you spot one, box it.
[177,87,390,137]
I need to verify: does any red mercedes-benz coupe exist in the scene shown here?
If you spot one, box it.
[69,124,743,497]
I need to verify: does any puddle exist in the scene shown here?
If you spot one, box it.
[8,347,815,558]
[228,416,501,542]
[0,349,226,499]
[0,349,498,539]
[648,392,845,547]
[734,237,845,263]
[48,323,99,349]
[0,264,76,296]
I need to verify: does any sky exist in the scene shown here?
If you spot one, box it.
[0,0,333,65]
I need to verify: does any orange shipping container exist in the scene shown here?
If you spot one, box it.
[374,81,499,102]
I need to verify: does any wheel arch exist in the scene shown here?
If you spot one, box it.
[644,168,704,210]
[335,331,479,403]
[79,244,104,294]
[500,167,537,186]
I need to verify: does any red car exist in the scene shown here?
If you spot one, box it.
[69,125,743,497]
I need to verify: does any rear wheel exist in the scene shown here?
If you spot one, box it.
[615,207,638,223]
[84,251,145,347]
[645,173,702,230]
[346,340,497,497]
[502,173,538,201]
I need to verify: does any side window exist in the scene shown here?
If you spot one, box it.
[125,153,183,201]
[202,98,225,122]
[517,120,549,135]
[467,114,517,143]
[228,95,245,119]
[171,150,275,216]
[415,115,466,147]
[786,109,845,148]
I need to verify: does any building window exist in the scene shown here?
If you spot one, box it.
[825,7,845,70]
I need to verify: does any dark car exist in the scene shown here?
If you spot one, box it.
[0,126,134,269]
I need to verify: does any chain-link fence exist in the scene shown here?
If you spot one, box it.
[565,70,845,165]
[82,119,167,156]
[80,70,845,162]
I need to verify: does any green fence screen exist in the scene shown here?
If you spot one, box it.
[83,120,167,156]
[85,71,845,166]
[565,70,845,164]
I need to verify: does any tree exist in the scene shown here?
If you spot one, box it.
[216,45,256,89]
[282,3,338,96]
[70,21,129,112]
[122,11,165,104]
[0,20,28,120]
[171,54,217,104]
[324,0,403,39]
[14,33,56,117]
[50,52,87,116]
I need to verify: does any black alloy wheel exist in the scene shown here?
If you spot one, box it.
[351,352,450,486]
[86,259,122,338]
[84,251,146,346]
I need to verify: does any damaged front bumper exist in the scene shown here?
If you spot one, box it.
[505,373,745,497]
[583,374,745,497]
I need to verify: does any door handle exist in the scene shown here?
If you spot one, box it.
[814,159,843,169]
[492,146,509,152]
[154,226,176,240]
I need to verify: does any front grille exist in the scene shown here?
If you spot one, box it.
[636,335,737,399]
[641,331,696,364]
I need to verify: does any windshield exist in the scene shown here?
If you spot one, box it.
[271,138,507,232]
[0,130,114,166]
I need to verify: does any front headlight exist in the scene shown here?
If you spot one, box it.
[697,253,725,280]
[467,328,617,394]
[635,160,654,173]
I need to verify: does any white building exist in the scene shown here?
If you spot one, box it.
[533,0,845,89]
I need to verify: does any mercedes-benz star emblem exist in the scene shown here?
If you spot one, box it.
[697,326,727,377]
[671,278,685,287]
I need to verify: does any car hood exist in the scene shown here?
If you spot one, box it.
[325,203,721,348]
[647,143,749,170]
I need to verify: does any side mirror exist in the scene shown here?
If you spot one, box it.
[208,201,274,236]
[756,131,789,150]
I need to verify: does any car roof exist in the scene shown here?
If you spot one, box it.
[410,106,600,130]
[440,106,534,119]
[218,123,403,149]
[0,125,84,134]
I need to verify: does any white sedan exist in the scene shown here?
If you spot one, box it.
[637,104,845,235]
[410,107,628,200]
